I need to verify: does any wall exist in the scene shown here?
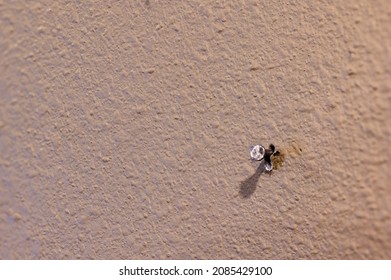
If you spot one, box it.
[0,0,390,259]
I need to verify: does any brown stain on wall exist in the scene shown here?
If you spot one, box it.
[272,150,286,170]
[271,142,302,170]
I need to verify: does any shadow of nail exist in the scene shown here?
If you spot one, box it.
[239,161,265,198]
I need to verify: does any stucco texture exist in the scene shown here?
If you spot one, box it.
[1,0,390,259]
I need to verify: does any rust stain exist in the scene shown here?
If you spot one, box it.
[272,143,302,170]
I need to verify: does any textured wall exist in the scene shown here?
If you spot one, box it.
[0,0,390,259]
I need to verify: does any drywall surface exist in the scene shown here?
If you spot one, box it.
[0,0,390,259]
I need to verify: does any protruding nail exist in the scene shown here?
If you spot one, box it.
[250,145,265,161]
[250,143,277,171]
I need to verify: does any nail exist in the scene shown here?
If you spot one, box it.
[250,145,265,161]
[250,144,277,171]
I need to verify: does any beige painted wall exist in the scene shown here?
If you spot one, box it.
[0,0,390,259]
